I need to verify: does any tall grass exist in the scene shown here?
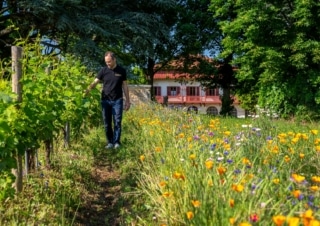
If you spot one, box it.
[125,103,320,226]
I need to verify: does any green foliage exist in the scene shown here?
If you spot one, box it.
[0,39,101,200]
[210,0,320,119]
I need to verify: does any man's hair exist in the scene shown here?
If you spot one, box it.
[105,51,116,59]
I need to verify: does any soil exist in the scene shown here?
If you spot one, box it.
[73,150,125,226]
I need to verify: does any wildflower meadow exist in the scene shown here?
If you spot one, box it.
[125,103,320,226]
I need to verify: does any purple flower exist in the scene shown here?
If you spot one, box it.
[227,159,233,164]
[193,135,200,140]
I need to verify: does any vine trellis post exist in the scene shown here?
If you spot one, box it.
[11,46,23,193]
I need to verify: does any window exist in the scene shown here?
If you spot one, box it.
[167,87,180,96]
[207,106,219,116]
[153,86,161,96]
[186,87,200,96]
[206,88,219,96]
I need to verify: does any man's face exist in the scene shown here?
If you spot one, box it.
[105,55,116,69]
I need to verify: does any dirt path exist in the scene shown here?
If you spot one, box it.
[73,150,124,226]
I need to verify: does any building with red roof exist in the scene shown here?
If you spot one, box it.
[152,69,245,117]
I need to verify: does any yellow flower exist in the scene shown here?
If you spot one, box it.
[205,159,214,169]
[273,178,280,184]
[310,129,318,135]
[139,155,145,161]
[291,137,299,144]
[186,211,194,220]
[189,154,196,160]
[288,147,295,153]
[311,176,320,183]
[162,191,173,197]
[309,220,320,226]
[272,215,286,226]
[173,172,185,181]
[284,155,290,162]
[301,133,308,140]
[223,143,231,150]
[239,222,251,226]
[229,198,235,207]
[242,157,251,165]
[191,200,201,208]
[223,131,231,136]
[315,146,320,152]
[217,166,227,175]
[310,186,319,192]
[229,217,235,225]
[292,173,305,183]
[208,179,213,186]
[187,136,192,142]
[271,146,279,154]
[159,181,167,187]
[292,190,302,199]
[287,217,299,226]
[301,209,314,221]
[299,153,305,159]
[178,133,185,138]
[278,133,287,139]
[232,184,244,192]
[315,138,320,145]
[155,146,162,152]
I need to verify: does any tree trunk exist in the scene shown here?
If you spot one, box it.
[26,148,36,172]
[44,139,52,169]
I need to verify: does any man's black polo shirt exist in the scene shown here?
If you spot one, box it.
[96,65,127,101]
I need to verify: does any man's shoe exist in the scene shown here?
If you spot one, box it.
[114,143,120,149]
[105,143,114,149]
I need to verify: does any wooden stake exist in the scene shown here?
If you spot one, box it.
[11,46,23,193]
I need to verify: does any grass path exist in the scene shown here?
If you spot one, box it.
[69,124,139,226]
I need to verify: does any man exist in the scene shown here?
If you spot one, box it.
[85,51,130,149]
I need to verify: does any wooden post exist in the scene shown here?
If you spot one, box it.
[11,46,23,193]
[64,122,70,148]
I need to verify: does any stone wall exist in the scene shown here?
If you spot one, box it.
[128,84,151,105]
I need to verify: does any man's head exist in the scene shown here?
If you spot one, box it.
[105,51,117,69]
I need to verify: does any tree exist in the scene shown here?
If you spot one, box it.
[171,0,238,116]
[0,0,177,71]
[210,0,320,119]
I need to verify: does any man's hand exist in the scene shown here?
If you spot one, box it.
[83,89,90,98]
[124,101,131,111]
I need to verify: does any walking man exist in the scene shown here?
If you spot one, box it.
[85,51,131,149]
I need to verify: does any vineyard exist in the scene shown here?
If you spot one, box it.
[0,41,101,201]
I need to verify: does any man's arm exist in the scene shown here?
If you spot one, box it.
[122,81,131,110]
[84,78,100,96]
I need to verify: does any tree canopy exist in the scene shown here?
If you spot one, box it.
[0,0,176,70]
[210,0,320,118]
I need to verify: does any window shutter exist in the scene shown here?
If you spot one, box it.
[186,87,190,95]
